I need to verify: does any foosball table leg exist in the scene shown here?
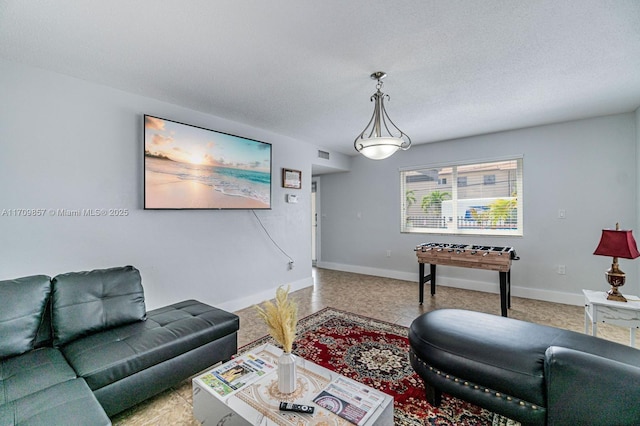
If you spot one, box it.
[430,264,436,296]
[507,270,512,309]
[499,271,508,317]
[418,263,437,305]
[419,263,425,304]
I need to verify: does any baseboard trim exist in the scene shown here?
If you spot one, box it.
[316,261,583,306]
[316,261,416,282]
[217,276,314,312]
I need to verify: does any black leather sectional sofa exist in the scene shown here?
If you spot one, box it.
[0,266,239,425]
[408,309,640,425]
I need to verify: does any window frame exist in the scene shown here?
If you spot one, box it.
[400,156,523,236]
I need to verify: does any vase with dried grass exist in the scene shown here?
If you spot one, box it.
[255,285,298,394]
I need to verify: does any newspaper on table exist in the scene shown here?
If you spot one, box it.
[199,353,276,397]
[313,376,385,425]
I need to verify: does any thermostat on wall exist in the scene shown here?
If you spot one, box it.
[286,194,298,203]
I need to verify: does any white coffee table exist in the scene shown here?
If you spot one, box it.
[192,343,394,425]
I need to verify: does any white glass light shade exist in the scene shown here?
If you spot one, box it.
[354,72,411,160]
[355,137,404,160]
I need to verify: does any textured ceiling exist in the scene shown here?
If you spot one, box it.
[1,0,639,156]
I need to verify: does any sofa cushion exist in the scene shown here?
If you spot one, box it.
[51,265,146,346]
[0,348,76,405]
[0,378,110,426]
[0,275,51,358]
[61,300,239,390]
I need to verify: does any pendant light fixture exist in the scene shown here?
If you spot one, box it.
[354,71,411,160]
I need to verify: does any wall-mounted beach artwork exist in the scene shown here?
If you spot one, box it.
[144,115,272,210]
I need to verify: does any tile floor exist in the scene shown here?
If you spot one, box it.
[112,268,633,425]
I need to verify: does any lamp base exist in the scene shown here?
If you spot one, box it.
[605,266,627,302]
[607,288,627,302]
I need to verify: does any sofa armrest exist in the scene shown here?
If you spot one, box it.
[544,345,640,425]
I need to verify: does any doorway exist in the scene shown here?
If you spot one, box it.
[311,179,319,266]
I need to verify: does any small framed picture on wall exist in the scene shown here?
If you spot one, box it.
[282,168,302,189]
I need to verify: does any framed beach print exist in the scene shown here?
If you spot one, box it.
[144,115,272,209]
[282,168,302,189]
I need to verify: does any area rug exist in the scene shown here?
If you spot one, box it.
[241,307,519,426]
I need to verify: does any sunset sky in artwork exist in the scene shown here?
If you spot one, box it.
[144,116,270,172]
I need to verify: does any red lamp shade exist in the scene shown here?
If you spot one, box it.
[593,228,640,259]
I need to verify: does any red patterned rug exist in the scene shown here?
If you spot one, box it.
[240,307,518,426]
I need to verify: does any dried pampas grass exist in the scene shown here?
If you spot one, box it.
[255,285,298,353]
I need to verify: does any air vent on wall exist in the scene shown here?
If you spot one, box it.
[318,150,330,160]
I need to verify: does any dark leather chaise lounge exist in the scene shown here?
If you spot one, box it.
[408,309,640,425]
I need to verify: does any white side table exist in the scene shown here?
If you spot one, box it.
[583,289,640,347]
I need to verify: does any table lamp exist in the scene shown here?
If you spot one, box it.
[593,223,640,302]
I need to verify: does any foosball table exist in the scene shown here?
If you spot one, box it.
[414,242,520,317]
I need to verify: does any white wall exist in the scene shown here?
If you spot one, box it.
[636,107,640,284]
[318,113,638,305]
[0,58,349,311]
[2,58,636,310]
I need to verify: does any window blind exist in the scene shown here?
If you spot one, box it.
[401,158,523,236]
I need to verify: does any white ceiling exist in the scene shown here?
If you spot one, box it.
[2,1,640,156]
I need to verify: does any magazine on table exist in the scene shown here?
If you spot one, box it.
[313,376,385,425]
[199,353,276,397]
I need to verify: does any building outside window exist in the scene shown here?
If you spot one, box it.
[401,157,523,236]
[484,174,496,185]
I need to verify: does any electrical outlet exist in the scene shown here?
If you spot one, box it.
[386,250,391,258]
[288,261,294,270]
[557,265,566,275]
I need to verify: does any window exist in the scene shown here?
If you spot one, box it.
[401,157,523,236]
